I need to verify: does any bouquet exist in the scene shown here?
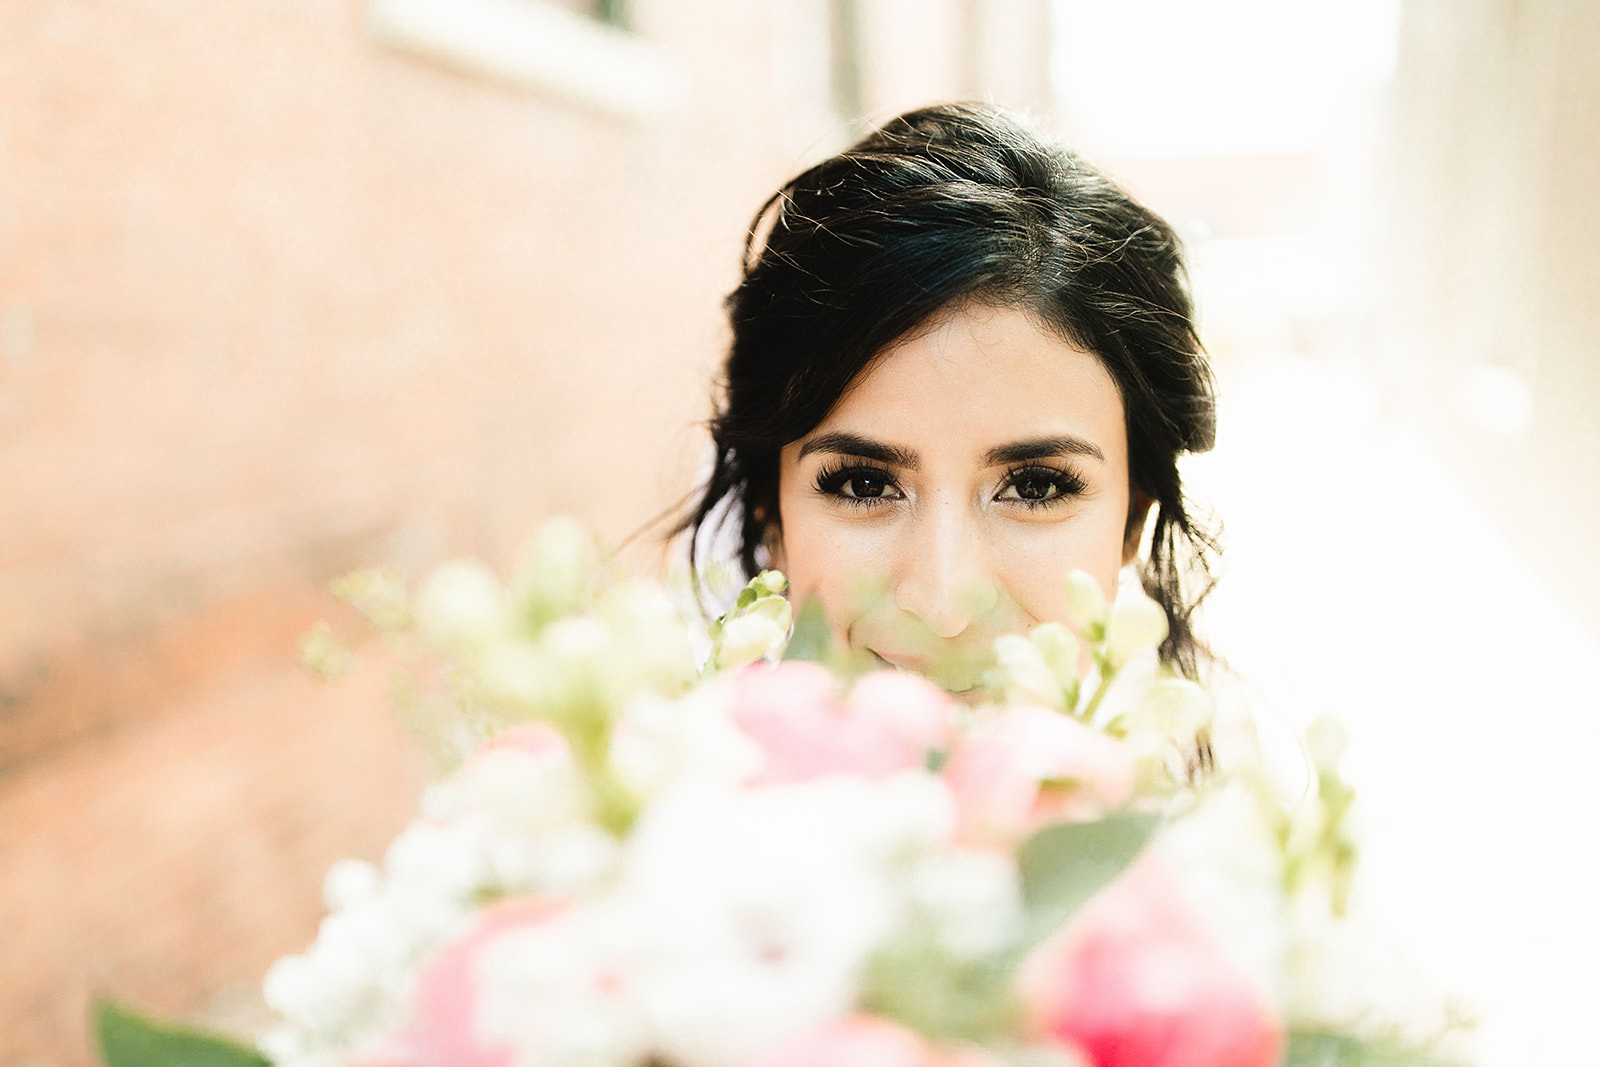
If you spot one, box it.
[97,518,1468,1067]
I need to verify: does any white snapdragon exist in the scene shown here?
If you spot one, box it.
[1115,675,1216,774]
[1063,570,1110,641]
[992,633,1064,710]
[1030,621,1081,692]
[713,597,792,670]
[1102,592,1169,670]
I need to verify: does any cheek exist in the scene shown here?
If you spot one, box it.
[774,479,872,639]
[993,508,1130,624]
[777,529,888,642]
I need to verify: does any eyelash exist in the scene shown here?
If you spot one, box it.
[812,462,1088,510]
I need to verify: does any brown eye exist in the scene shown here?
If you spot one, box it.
[814,464,903,506]
[842,472,889,498]
[1012,473,1054,500]
[996,465,1087,508]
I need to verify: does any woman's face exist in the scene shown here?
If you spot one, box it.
[773,302,1143,691]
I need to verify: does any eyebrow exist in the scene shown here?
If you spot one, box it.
[796,431,920,469]
[983,435,1105,465]
[795,432,1105,468]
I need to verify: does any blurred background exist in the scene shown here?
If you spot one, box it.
[3,1,1597,1063]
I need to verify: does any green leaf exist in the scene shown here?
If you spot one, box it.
[860,932,1018,1044]
[1285,1030,1468,1067]
[783,594,833,663]
[1016,812,1158,944]
[94,999,269,1067]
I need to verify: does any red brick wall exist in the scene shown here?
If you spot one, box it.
[0,1,838,1061]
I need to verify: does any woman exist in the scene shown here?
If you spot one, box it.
[682,102,1220,692]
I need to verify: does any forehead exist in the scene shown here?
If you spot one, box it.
[811,303,1127,460]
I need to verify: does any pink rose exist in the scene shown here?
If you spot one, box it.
[355,897,565,1067]
[731,664,952,785]
[1018,858,1281,1067]
[744,1015,1003,1067]
[941,706,1136,847]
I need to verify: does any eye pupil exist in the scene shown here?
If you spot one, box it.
[1016,476,1051,500]
[850,473,887,498]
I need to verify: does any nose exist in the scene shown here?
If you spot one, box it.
[893,499,1000,639]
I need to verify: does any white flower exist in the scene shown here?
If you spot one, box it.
[619,781,909,1067]
[519,824,623,896]
[1155,788,1286,997]
[513,515,600,623]
[539,615,620,710]
[1063,570,1110,640]
[453,746,590,837]
[609,685,763,797]
[322,858,380,912]
[414,559,508,648]
[908,848,1023,959]
[1102,593,1169,669]
[381,816,500,929]
[598,579,698,692]
[476,637,560,711]
[1116,676,1215,761]
[714,597,791,669]
[992,633,1065,710]
[262,903,403,1043]
[473,902,652,1067]
[1282,886,1452,1042]
[1030,621,1081,692]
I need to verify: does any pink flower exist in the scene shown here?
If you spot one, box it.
[744,1015,1004,1067]
[941,706,1136,847]
[731,664,952,785]
[355,897,565,1067]
[1018,858,1281,1067]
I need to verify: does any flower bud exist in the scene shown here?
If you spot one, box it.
[715,601,791,669]
[751,570,789,598]
[1102,595,1168,669]
[1063,571,1109,642]
[1030,622,1081,692]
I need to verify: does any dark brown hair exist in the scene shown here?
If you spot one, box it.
[681,103,1220,676]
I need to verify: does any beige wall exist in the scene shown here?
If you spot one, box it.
[0,2,1053,1062]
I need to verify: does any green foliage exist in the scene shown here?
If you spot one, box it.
[1016,812,1159,945]
[861,933,1019,1044]
[94,999,268,1067]
[783,594,834,663]
[1285,1030,1468,1066]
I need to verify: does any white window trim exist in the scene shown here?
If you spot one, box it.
[368,0,687,120]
